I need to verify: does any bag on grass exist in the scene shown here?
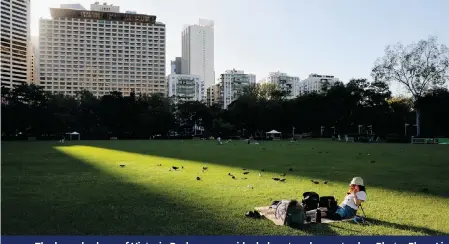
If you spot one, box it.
[274,200,306,227]
[301,192,320,211]
[319,196,338,214]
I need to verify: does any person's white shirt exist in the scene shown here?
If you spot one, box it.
[340,191,367,210]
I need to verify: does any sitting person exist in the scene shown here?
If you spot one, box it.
[306,177,367,220]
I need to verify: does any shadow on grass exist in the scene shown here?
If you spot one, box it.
[68,140,449,199]
[364,218,448,236]
[1,143,340,235]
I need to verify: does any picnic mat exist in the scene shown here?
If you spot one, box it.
[255,206,352,225]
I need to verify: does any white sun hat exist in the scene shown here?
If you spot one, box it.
[350,177,364,186]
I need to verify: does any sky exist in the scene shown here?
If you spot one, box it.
[30,0,449,95]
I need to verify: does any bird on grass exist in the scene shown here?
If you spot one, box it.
[324,181,329,184]
[157,164,162,166]
[311,180,319,184]
[196,176,201,181]
[119,164,126,168]
[172,166,179,170]
[280,173,286,177]
[242,168,247,170]
[272,178,280,181]
[261,169,265,172]
[232,176,236,179]
[288,168,293,172]
[182,166,184,169]
[370,160,376,164]
[243,172,249,175]
[228,173,232,176]
[203,167,208,170]
[279,179,286,182]
[241,177,247,180]
[247,185,253,189]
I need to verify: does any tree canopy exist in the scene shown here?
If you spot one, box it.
[2,80,448,140]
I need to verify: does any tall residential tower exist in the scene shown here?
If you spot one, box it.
[181,19,214,89]
[1,0,31,88]
[38,2,166,97]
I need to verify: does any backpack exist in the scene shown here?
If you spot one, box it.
[319,196,338,214]
[274,200,306,227]
[302,192,320,211]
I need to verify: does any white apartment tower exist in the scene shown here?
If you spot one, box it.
[38,3,166,97]
[260,71,300,99]
[298,74,339,95]
[217,69,256,109]
[167,74,204,104]
[181,19,214,89]
[1,0,31,88]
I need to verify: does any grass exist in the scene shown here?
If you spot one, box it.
[1,139,449,236]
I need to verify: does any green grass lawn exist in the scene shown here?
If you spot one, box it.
[2,139,449,236]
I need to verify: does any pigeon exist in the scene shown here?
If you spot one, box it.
[280,173,286,177]
[169,169,172,171]
[119,164,126,168]
[157,164,162,166]
[172,166,179,170]
[312,147,315,150]
[288,168,293,172]
[232,176,236,179]
[324,181,328,184]
[261,169,265,172]
[242,168,247,170]
[243,172,249,175]
[241,177,247,180]
[279,179,286,182]
[370,160,376,164]
[196,176,201,181]
[311,180,319,184]
[258,172,262,177]
[228,173,232,176]
[272,178,280,181]
[182,166,184,169]
[247,185,253,189]
[203,167,208,170]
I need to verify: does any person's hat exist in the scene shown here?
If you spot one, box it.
[350,177,364,186]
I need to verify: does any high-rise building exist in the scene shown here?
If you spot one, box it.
[1,0,31,88]
[216,69,256,109]
[206,83,220,106]
[298,73,339,95]
[27,36,38,84]
[167,74,204,104]
[181,19,214,88]
[170,57,182,74]
[38,3,166,97]
[260,71,300,99]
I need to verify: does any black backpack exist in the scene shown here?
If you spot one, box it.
[319,196,338,214]
[302,192,320,211]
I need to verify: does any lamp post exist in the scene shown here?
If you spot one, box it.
[404,123,409,136]
[320,126,325,137]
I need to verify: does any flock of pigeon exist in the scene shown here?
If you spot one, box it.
[119,163,330,186]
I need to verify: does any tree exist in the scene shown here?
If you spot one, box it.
[371,36,449,136]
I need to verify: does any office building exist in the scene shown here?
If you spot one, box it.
[181,19,214,88]
[216,69,256,109]
[260,71,300,99]
[298,73,339,95]
[170,57,182,74]
[27,36,38,83]
[1,0,31,88]
[38,2,166,97]
[167,74,204,104]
